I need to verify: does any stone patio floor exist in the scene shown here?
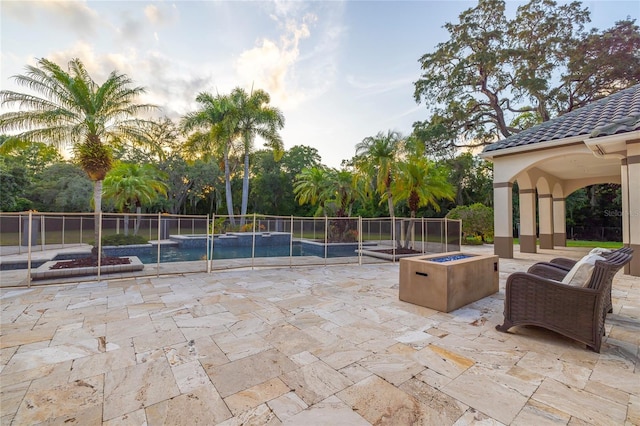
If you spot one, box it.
[1,245,639,425]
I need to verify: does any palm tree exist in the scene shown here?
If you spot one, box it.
[355,130,403,217]
[293,166,330,216]
[103,163,168,235]
[391,156,455,248]
[0,58,156,252]
[230,87,285,225]
[181,92,239,225]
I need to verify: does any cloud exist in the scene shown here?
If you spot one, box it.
[144,3,178,26]
[3,0,100,37]
[234,13,315,107]
[233,2,345,110]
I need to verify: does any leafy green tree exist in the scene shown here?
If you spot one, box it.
[391,156,455,248]
[102,163,168,235]
[249,149,292,215]
[0,136,62,179]
[230,88,285,224]
[0,162,31,211]
[444,152,493,208]
[27,163,92,212]
[413,0,640,150]
[0,58,156,251]
[281,145,322,179]
[354,130,403,217]
[446,203,494,243]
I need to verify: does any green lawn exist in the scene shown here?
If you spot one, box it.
[513,238,623,249]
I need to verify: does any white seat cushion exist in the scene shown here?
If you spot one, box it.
[561,253,605,287]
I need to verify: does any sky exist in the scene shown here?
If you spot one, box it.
[1,1,639,168]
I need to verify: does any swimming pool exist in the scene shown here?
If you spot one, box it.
[134,242,355,264]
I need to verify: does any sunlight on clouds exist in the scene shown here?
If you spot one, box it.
[3,0,100,36]
[235,14,316,108]
[145,5,161,24]
[144,3,177,25]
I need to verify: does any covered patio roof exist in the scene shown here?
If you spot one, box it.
[481,84,640,276]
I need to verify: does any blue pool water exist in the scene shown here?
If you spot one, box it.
[134,242,349,264]
[430,254,474,263]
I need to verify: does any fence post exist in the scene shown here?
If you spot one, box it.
[27,211,32,288]
[62,216,65,248]
[206,214,211,274]
[290,216,294,268]
[251,213,256,270]
[40,215,45,251]
[18,212,23,255]
[80,216,83,246]
[157,213,161,277]
[421,217,425,254]
[358,216,362,266]
[392,216,396,263]
[97,212,103,281]
[444,218,448,253]
[324,216,328,266]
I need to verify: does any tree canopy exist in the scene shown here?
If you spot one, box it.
[413,0,640,151]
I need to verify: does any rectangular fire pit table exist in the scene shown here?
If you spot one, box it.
[399,252,499,312]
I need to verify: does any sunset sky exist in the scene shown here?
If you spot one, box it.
[2,1,638,166]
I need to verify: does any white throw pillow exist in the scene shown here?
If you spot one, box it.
[561,253,605,287]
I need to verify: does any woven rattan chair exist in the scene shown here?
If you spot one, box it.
[527,247,633,314]
[496,250,633,352]
[542,247,632,271]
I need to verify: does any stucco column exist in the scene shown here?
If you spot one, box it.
[538,193,554,249]
[624,142,640,276]
[553,198,567,247]
[493,182,513,258]
[519,188,537,253]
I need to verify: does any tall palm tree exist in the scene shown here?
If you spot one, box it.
[391,156,455,248]
[0,58,156,252]
[355,130,403,217]
[103,163,168,235]
[230,87,284,225]
[181,92,239,225]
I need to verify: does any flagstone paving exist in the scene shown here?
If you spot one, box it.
[1,246,639,425]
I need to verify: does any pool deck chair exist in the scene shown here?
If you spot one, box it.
[496,250,633,352]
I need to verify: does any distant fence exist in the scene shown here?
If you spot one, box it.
[0,212,461,287]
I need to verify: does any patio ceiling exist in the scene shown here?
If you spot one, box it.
[535,152,621,181]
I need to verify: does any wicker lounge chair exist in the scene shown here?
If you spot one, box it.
[527,247,633,314]
[541,247,632,271]
[496,250,633,352]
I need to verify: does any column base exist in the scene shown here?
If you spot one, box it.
[553,233,566,247]
[494,236,513,258]
[539,234,553,249]
[625,244,640,277]
[520,235,537,253]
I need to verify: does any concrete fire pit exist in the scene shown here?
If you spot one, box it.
[399,252,499,312]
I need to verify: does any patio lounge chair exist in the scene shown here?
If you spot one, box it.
[537,247,633,271]
[496,250,633,352]
[527,247,633,314]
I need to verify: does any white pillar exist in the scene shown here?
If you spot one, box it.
[493,182,513,258]
[624,141,640,276]
[552,198,566,246]
[519,188,537,253]
[538,193,554,249]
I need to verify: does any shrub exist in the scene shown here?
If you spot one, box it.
[446,203,494,243]
[100,234,148,246]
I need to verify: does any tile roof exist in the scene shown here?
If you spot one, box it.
[483,84,640,153]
